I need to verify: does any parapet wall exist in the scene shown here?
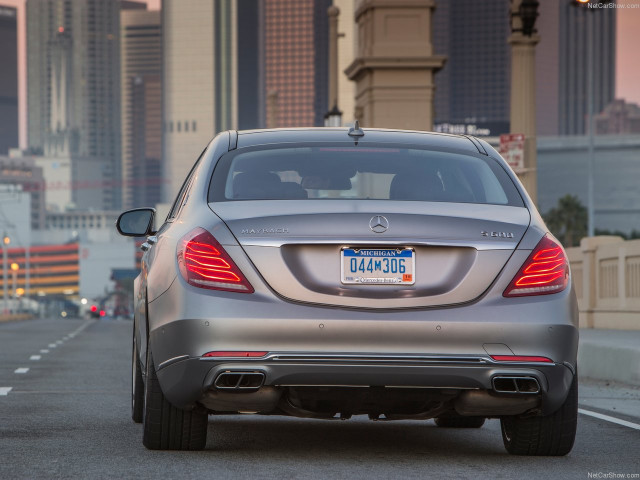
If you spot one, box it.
[566,236,640,330]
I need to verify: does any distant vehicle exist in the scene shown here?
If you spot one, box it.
[117,127,578,455]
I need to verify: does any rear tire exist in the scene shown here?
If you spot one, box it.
[142,349,208,450]
[131,331,144,423]
[500,376,578,456]
[434,416,485,428]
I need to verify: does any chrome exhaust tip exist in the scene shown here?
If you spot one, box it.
[492,376,540,394]
[214,371,266,390]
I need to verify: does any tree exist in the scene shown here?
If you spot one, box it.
[543,194,587,248]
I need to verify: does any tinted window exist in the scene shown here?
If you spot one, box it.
[209,145,523,207]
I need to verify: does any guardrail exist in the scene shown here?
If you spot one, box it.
[566,236,640,330]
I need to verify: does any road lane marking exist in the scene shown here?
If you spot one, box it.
[14,368,29,374]
[55,341,62,345]
[579,408,640,431]
[48,344,57,348]
[0,387,12,396]
[30,355,41,361]
[40,349,49,353]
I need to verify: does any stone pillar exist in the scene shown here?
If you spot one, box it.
[509,0,540,205]
[345,0,446,130]
[580,236,623,328]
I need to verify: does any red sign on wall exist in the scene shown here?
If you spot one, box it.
[499,133,525,172]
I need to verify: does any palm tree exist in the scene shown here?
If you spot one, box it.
[543,194,587,248]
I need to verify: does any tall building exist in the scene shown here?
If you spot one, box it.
[264,0,330,128]
[26,0,122,210]
[0,5,18,155]
[536,0,616,136]
[432,0,511,137]
[121,8,162,209]
[594,99,640,135]
[162,0,262,200]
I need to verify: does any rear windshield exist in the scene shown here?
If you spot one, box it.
[208,145,524,207]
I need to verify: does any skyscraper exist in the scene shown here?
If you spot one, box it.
[121,8,162,209]
[264,0,330,128]
[536,0,616,136]
[26,0,122,210]
[432,0,511,136]
[0,5,18,155]
[162,0,262,200]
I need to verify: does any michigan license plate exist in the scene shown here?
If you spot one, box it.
[341,248,415,285]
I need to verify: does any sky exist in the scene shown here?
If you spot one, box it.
[2,0,640,149]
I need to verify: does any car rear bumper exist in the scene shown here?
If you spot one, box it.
[148,274,578,417]
[156,352,575,416]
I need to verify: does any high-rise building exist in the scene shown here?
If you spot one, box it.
[264,0,330,128]
[536,0,616,136]
[0,5,18,155]
[121,8,162,209]
[26,0,122,210]
[162,0,262,200]
[432,0,511,137]
[594,99,640,135]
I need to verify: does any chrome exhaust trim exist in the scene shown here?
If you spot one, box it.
[492,376,541,394]
[213,371,265,390]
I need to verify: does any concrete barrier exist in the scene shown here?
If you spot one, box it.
[567,236,640,330]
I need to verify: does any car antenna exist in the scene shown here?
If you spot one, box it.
[348,120,365,138]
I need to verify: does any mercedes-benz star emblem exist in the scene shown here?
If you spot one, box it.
[369,215,389,233]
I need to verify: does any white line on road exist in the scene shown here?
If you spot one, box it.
[29,355,41,361]
[55,341,62,345]
[40,349,49,353]
[0,387,12,396]
[14,368,29,374]
[579,408,640,431]
[48,344,57,348]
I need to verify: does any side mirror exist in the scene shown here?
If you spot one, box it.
[116,208,156,237]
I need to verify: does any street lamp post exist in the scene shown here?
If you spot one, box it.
[325,5,343,127]
[2,234,9,313]
[11,263,18,304]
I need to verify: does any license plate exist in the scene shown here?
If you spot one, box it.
[341,248,415,285]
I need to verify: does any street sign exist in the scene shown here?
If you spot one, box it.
[499,133,525,172]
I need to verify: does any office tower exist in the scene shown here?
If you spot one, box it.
[0,5,18,155]
[162,0,262,200]
[432,0,511,136]
[264,0,330,128]
[26,0,121,210]
[536,0,616,136]
[121,8,161,209]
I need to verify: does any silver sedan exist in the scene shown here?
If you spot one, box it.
[117,126,578,454]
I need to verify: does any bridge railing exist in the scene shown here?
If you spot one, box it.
[566,236,640,330]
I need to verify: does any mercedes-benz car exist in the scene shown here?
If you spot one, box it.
[116,126,578,455]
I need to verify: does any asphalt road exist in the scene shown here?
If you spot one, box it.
[1,317,638,480]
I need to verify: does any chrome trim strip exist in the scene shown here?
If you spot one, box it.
[157,354,190,370]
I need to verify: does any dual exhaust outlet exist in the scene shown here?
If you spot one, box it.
[492,376,541,394]
[213,372,540,395]
[214,371,265,390]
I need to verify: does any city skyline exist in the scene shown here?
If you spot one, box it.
[2,0,640,149]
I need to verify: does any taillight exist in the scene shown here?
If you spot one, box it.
[503,234,569,297]
[177,227,254,293]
